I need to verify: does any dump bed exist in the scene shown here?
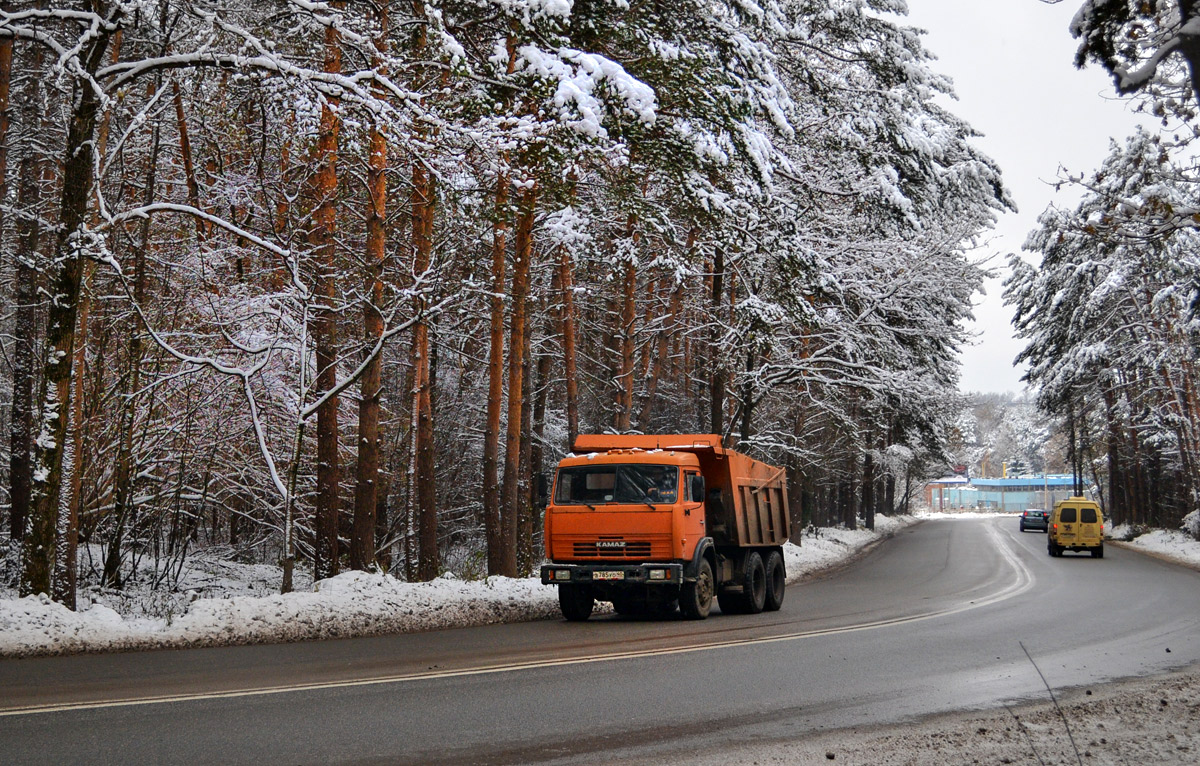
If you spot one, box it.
[572,434,789,548]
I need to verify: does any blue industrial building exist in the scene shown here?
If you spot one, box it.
[924,476,1085,512]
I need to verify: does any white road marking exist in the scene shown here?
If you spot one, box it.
[2,520,1037,718]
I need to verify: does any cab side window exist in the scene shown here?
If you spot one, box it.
[1080,508,1098,524]
[1059,508,1077,523]
[686,473,704,503]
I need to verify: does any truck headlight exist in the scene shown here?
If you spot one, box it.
[648,569,668,580]
[551,569,571,581]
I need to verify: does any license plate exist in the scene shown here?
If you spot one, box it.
[593,570,625,580]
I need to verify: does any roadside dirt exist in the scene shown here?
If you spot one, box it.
[679,666,1200,765]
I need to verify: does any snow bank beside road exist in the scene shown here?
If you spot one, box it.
[0,516,914,658]
[0,573,561,658]
[1111,522,1200,570]
[783,513,911,578]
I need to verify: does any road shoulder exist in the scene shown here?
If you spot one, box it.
[672,664,1200,766]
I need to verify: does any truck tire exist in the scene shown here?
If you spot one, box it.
[1092,544,1104,559]
[742,551,767,614]
[679,558,714,620]
[764,550,786,612]
[558,585,594,621]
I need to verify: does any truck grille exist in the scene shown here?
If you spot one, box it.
[573,541,652,558]
[552,533,672,561]
[564,542,652,561]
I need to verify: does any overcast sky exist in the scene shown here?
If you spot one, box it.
[902,1,1150,396]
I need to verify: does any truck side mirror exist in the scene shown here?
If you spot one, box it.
[689,475,705,503]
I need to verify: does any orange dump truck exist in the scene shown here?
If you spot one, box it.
[540,434,790,621]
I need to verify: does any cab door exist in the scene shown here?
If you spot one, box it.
[677,471,706,559]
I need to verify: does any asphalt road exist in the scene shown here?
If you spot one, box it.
[2,517,1199,765]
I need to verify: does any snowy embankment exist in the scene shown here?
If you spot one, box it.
[1111,509,1200,570]
[0,516,912,659]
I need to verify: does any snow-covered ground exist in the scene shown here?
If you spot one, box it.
[0,515,912,658]
[1111,511,1200,569]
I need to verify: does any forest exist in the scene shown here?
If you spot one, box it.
[1,0,1016,610]
[1007,0,1200,534]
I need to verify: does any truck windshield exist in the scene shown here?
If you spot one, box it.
[554,464,679,505]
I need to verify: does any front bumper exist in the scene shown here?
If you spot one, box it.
[540,562,685,586]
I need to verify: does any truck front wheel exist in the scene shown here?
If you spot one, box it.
[558,585,595,621]
[679,559,714,620]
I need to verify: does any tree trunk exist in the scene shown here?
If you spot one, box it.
[636,278,669,430]
[500,182,536,577]
[557,243,579,451]
[273,110,294,291]
[21,26,114,598]
[55,258,97,608]
[615,216,637,431]
[483,169,508,575]
[311,4,344,582]
[668,228,693,384]
[351,4,389,572]
[709,247,725,435]
[530,348,551,513]
[104,68,165,588]
[54,263,91,608]
[903,468,912,515]
[862,448,876,531]
[484,33,520,573]
[0,6,11,238]
[411,158,438,581]
[1102,386,1127,526]
[738,349,755,444]
[8,40,43,544]
[516,323,536,576]
[61,30,123,604]
[172,80,207,240]
[375,467,392,572]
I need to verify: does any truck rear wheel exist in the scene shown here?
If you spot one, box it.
[764,550,786,611]
[679,559,713,620]
[742,551,767,614]
[558,585,594,621]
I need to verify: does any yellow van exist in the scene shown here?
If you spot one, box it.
[1047,496,1104,558]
